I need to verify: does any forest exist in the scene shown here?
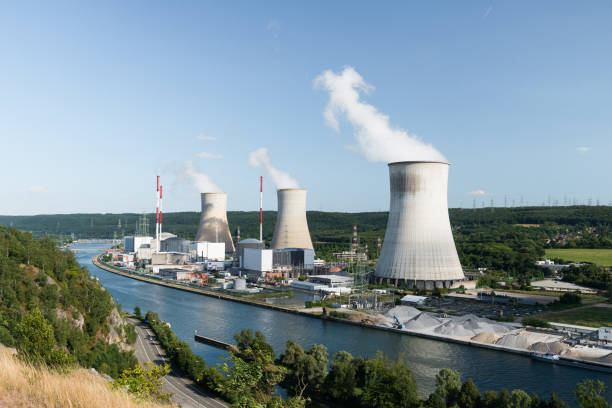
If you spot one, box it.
[0,226,137,377]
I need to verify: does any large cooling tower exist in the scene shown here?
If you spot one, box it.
[271,189,314,250]
[195,193,235,255]
[375,161,464,289]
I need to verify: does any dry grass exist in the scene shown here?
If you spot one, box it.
[0,345,171,408]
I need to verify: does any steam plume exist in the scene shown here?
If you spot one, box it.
[184,161,221,192]
[248,148,300,189]
[314,67,447,163]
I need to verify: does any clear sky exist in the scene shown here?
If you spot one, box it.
[1,1,611,215]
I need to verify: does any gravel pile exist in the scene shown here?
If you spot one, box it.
[529,341,569,354]
[404,312,443,330]
[384,306,421,324]
[433,315,512,338]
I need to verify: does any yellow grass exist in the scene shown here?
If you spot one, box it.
[0,345,171,408]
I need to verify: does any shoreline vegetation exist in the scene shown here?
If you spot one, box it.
[138,309,609,408]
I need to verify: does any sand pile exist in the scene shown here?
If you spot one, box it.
[529,341,569,354]
[495,333,534,350]
[404,312,442,330]
[384,306,421,323]
[471,332,501,344]
[433,315,512,338]
[563,346,611,362]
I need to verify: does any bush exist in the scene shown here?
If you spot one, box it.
[522,317,552,328]
[329,311,350,319]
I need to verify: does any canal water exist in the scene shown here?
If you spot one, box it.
[73,244,611,404]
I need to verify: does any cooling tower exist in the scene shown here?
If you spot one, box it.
[271,189,314,250]
[375,161,464,289]
[195,193,235,255]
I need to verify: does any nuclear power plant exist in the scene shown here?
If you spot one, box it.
[375,161,464,289]
[195,192,235,255]
[271,188,314,250]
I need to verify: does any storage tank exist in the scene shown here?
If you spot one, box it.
[271,189,314,250]
[195,193,235,255]
[375,161,464,289]
[234,278,247,291]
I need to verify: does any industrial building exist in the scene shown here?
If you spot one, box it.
[375,161,465,289]
[160,237,190,253]
[271,189,314,250]
[307,274,353,287]
[236,238,265,267]
[242,247,315,279]
[159,268,193,281]
[124,236,153,253]
[190,241,225,261]
[195,193,235,255]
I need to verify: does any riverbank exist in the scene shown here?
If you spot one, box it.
[93,255,612,374]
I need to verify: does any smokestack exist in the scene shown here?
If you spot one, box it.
[375,161,464,289]
[271,189,313,250]
[195,193,235,254]
[260,176,263,242]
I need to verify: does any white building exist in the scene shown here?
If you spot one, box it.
[599,327,612,342]
[308,275,354,287]
[190,241,225,261]
[124,236,153,253]
[243,248,273,272]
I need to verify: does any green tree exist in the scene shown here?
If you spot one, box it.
[434,368,462,407]
[510,389,531,408]
[279,341,328,397]
[574,380,610,408]
[458,379,481,408]
[15,308,70,367]
[361,352,418,408]
[113,361,171,402]
[134,306,142,319]
[323,351,359,404]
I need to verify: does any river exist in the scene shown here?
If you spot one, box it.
[73,244,611,404]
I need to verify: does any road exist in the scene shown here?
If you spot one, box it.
[129,318,228,408]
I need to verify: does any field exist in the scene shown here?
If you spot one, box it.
[537,305,612,328]
[544,248,612,266]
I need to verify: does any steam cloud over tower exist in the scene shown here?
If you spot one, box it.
[271,189,314,250]
[375,161,464,288]
[195,193,235,254]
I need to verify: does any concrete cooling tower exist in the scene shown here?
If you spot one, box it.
[195,193,235,255]
[271,189,314,250]
[375,161,464,289]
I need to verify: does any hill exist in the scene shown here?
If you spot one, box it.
[0,226,137,377]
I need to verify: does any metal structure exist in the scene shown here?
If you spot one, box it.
[375,161,464,288]
[271,188,314,250]
[195,192,235,255]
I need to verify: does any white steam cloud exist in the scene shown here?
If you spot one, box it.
[314,67,447,163]
[184,161,221,192]
[248,148,300,189]
[468,190,486,196]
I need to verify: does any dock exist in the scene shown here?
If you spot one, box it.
[194,333,234,351]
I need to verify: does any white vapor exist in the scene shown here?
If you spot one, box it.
[314,67,447,163]
[468,190,486,196]
[196,152,223,159]
[248,148,300,189]
[577,146,591,153]
[184,161,221,192]
[197,134,216,141]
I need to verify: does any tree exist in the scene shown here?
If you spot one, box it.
[134,306,142,319]
[15,308,70,367]
[458,379,482,408]
[510,389,531,408]
[279,341,328,397]
[574,380,610,408]
[361,352,419,408]
[323,351,359,404]
[113,362,171,402]
[434,368,462,407]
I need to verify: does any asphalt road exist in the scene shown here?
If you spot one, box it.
[129,318,228,408]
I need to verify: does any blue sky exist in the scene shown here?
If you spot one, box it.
[1,1,611,215]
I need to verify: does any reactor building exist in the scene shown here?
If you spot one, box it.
[195,192,235,255]
[271,188,314,250]
[375,161,464,289]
